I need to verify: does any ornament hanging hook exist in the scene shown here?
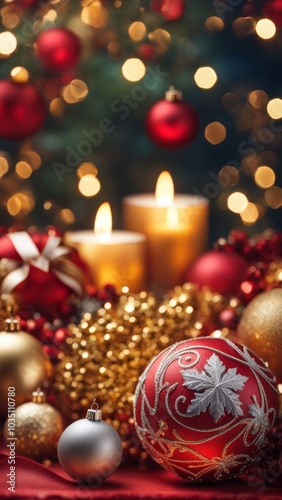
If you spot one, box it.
[91,397,99,411]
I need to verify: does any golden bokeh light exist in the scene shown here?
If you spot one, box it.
[1,8,20,30]
[232,17,256,37]
[0,31,17,56]
[15,161,32,179]
[10,66,29,83]
[50,97,65,117]
[128,21,146,41]
[265,186,282,208]
[122,58,146,82]
[81,1,108,28]
[267,98,282,119]
[42,9,57,23]
[78,174,101,197]
[254,166,276,188]
[62,80,89,104]
[240,202,259,226]
[59,208,75,225]
[205,16,224,33]
[248,89,269,109]
[0,156,9,177]
[205,122,226,144]
[77,162,98,179]
[227,192,248,213]
[20,150,42,171]
[218,166,239,187]
[44,201,52,210]
[107,41,124,59]
[256,19,276,40]
[194,66,217,89]
[7,192,35,218]
[148,29,170,53]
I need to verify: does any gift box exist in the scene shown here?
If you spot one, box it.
[0,231,88,318]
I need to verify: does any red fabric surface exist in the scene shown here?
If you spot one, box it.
[0,452,281,500]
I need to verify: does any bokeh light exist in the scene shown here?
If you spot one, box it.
[205,122,226,144]
[10,66,29,83]
[256,19,276,40]
[194,66,217,89]
[0,31,17,55]
[227,192,248,213]
[267,98,282,119]
[255,166,276,188]
[78,174,101,197]
[240,202,259,225]
[128,22,146,41]
[122,58,146,82]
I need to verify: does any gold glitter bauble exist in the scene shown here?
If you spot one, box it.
[238,288,282,379]
[4,389,63,461]
[52,285,241,461]
[0,317,52,417]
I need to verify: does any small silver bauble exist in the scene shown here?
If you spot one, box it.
[57,399,123,486]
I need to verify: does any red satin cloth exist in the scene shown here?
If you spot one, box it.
[0,452,281,500]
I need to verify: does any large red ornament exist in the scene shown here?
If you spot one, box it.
[134,337,279,482]
[0,80,46,140]
[145,86,199,148]
[150,0,185,20]
[35,28,81,73]
[262,0,282,28]
[0,231,87,318]
[186,250,248,296]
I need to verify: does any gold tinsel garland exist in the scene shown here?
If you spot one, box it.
[52,284,241,460]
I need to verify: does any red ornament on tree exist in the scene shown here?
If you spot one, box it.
[35,28,81,73]
[262,0,282,28]
[0,80,46,140]
[150,0,185,20]
[134,337,279,482]
[186,250,248,296]
[145,86,199,148]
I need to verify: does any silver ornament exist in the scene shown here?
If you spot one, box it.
[57,400,123,486]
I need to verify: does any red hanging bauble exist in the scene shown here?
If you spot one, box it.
[150,0,185,20]
[145,86,199,148]
[0,80,47,140]
[35,28,81,73]
[262,0,282,27]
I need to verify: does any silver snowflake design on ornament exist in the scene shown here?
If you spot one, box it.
[182,353,248,423]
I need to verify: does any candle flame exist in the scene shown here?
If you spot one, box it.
[155,171,174,206]
[94,202,112,241]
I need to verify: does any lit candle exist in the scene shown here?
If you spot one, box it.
[122,172,209,290]
[65,203,147,293]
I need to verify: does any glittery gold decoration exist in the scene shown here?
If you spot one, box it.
[238,288,282,379]
[4,389,63,461]
[0,293,15,330]
[52,284,241,461]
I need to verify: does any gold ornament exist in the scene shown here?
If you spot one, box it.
[0,316,52,417]
[52,284,241,461]
[238,288,282,379]
[4,388,63,461]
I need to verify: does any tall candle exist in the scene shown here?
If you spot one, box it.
[122,172,209,290]
[65,203,147,293]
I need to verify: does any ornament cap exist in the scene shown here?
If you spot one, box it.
[5,316,20,332]
[165,85,183,102]
[86,409,102,421]
[86,397,102,421]
[32,388,46,403]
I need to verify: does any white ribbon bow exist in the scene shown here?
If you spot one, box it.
[1,232,83,296]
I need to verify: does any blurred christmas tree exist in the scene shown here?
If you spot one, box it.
[0,0,282,241]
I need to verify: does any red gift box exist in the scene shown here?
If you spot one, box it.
[0,231,87,318]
